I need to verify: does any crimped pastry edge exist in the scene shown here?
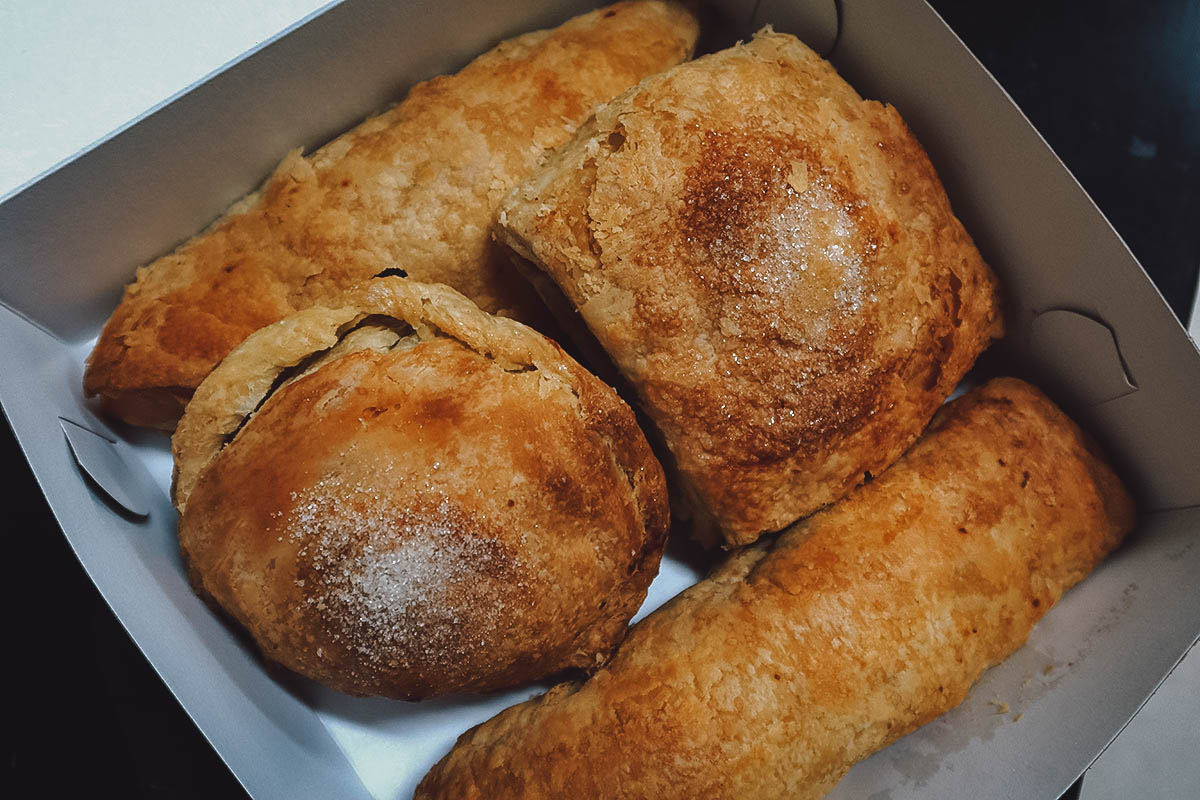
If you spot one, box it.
[171,276,569,513]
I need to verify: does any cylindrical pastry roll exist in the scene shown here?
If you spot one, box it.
[416,378,1134,799]
[84,1,700,429]
[496,30,1003,547]
[173,278,669,699]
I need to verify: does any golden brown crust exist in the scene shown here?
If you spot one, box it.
[415,377,1135,799]
[84,1,700,430]
[171,278,567,511]
[497,29,1003,546]
[174,278,669,699]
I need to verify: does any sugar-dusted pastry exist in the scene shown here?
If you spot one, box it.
[84,1,699,429]
[496,29,1003,547]
[416,378,1134,799]
[173,278,669,699]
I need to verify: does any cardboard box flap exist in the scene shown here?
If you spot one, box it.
[1028,309,1137,406]
[59,416,152,518]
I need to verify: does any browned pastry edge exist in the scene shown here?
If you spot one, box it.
[503,248,720,545]
[172,277,570,512]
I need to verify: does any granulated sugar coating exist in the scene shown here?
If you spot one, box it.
[286,478,519,673]
[680,130,874,359]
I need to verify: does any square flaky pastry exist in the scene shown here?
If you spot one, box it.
[496,30,1003,547]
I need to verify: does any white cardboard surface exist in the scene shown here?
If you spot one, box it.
[1081,642,1200,800]
[1190,282,1200,342]
[0,320,374,799]
[2,1,1199,798]
[0,0,329,196]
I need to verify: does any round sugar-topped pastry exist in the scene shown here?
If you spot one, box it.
[172,278,668,699]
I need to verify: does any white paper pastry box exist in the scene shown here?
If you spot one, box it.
[1,1,1197,798]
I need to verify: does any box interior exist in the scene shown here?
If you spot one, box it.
[2,1,1198,798]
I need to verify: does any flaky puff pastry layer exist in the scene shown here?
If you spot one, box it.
[85,1,699,430]
[416,378,1134,799]
[497,30,1003,547]
[174,278,669,699]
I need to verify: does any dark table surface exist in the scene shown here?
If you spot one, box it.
[3,1,1197,797]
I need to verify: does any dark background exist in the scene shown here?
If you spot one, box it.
[3,1,1197,797]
